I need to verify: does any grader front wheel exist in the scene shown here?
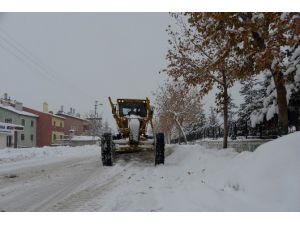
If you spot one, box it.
[101,133,113,166]
[155,133,165,165]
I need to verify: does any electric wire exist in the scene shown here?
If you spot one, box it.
[0,26,95,104]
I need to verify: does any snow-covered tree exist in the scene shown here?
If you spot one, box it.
[236,75,266,129]
[247,44,300,130]
[283,44,300,101]
[217,12,300,135]
[154,79,206,143]
[207,106,219,127]
[239,78,263,123]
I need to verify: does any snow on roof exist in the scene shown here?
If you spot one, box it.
[56,112,88,122]
[0,103,38,118]
[49,113,65,120]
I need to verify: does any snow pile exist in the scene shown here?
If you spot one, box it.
[207,132,300,211]
[89,133,299,211]
[0,145,100,166]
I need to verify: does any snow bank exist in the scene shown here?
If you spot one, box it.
[77,133,299,211]
[207,132,300,211]
[0,145,100,168]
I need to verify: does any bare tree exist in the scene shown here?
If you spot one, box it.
[154,79,205,144]
[85,110,103,137]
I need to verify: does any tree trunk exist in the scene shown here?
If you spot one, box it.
[174,116,187,144]
[272,71,289,135]
[223,100,229,148]
[222,75,229,148]
[167,133,171,144]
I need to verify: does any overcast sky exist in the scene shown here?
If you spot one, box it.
[0,13,241,130]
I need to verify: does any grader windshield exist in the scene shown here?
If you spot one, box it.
[119,102,147,117]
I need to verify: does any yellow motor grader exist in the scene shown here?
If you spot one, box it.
[101,97,165,166]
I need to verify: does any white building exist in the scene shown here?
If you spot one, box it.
[0,122,24,149]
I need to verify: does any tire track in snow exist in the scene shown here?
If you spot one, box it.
[0,156,101,211]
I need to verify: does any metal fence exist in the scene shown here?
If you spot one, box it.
[171,117,286,144]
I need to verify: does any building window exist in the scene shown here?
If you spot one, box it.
[21,134,25,141]
[5,118,12,123]
[60,122,63,127]
[53,134,56,141]
[60,135,63,140]
[53,121,56,127]
[31,120,34,127]
[30,134,34,141]
[21,119,25,126]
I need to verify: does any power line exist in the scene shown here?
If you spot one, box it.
[0,35,57,84]
[0,27,94,99]
[0,28,95,101]
[0,26,95,103]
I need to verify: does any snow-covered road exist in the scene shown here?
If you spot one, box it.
[0,147,100,211]
[0,132,299,211]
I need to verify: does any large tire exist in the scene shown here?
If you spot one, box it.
[101,133,113,166]
[155,133,165,165]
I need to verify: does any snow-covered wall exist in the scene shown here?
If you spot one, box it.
[196,139,273,152]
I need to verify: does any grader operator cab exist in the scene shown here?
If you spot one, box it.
[101,97,165,166]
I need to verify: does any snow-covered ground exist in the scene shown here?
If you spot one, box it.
[71,136,100,141]
[0,132,299,211]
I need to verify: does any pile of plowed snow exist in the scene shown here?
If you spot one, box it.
[206,132,300,211]
[80,133,299,211]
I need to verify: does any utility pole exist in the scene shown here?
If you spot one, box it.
[87,100,103,137]
[94,100,98,117]
[94,100,103,118]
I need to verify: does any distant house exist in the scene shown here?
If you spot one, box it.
[23,102,65,147]
[56,109,91,136]
[0,101,38,148]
